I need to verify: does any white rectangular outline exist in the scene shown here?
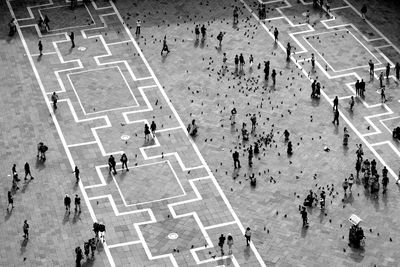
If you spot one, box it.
[67,66,139,115]
[111,160,186,207]
[302,28,381,72]
[38,4,95,32]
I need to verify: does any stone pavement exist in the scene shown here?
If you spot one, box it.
[2,0,400,266]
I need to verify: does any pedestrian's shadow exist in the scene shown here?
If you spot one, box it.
[21,179,33,193]
[35,158,46,171]
[72,211,82,224]
[20,238,28,255]
[273,42,278,50]
[73,182,79,192]
[161,54,168,64]
[4,209,13,222]
[82,259,95,267]
[243,245,251,261]
[62,212,70,225]
[301,226,308,238]
[382,191,388,208]
[37,55,42,62]
[194,39,199,48]
[199,39,205,49]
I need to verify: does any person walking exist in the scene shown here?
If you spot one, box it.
[23,220,29,239]
[249,54,254,68]
[44,15,50,31]
[135,19,141,36]
[144,123,150,141]
[7,191,14,212]
[38,40,43,56]
[227,234,234,254]
[73,166,80,183]
[75,246,83,267]
[218,234,226,255]
[332,108,339,125]
[342,178,349,195]
[69,32,75,48]
[24,162,33,180]
[333,96,339,111]
[64,194,71,213]
[89,238,97,259]
[264,61,270,80]
[84,241,90,259]
[286,42,291,61]
[395,62,400,80]
[160,35,170,55]
[361,4,367,20]
[234,55,239,72]
[51,92,58,109]
[386,63,391,80]
[250,114,257,132]
[349,96,355,111]
[74,194,81,213]
[108,155,117,174]
[120,153,128,171]
[232,150,241,168]
[300,207,308,227]
[233,6,239,23]
[343,127,350,146]
[369,59,374,76]
[222,52,228,69]
[150,121,157,137]
[244,227,251,246]
[348,174,355,192]
[381,86,386,103]
[311,53,315,68]
[273,27,279,42]
[379,71,384,87]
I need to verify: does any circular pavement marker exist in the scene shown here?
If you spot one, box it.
[78,46,87,51]
[121,134,130,141]
[168,233,179,240]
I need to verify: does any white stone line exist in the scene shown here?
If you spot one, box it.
[30,51,57,56]
[204,221,237,230]
[5,1,116,266]
[121,86,155,121]
[107,40,133,46]
[375,46,395,67]
[380,116,400,134]
[67,141,98,148]
[10,0,54,21]
[91,1,113,10]
[107,240,141,249]
[330,6,350,11]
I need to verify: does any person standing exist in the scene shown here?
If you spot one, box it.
[7,191,14,212]
[264,61,270,80]
[194,25,200,40]
[342,178,349,195]
[89,238,97,259]
[273,27,279,42]
[233,6,239,24]
[271,69,277,86]
[108,155,117,174]
[232,150,241,168]
[386,63,391,80]
[250,114,256,132]
[120,153,128,171]
[73,166,80,183]
[239,53,245,71]
[343,127,350,146]
[44,15,50,31]
[217,31,223,47]
[218,234,226,256]
[244,227,251,246]
[23,220,29,239]
[64,194,71,213]
[234,55,239,72]
[74,194,81,213]
[300,207,308,227]
[135,19,141,36]
[38,40,43,56]
[8,18,17,37]
[395,62,400,80]
[248,145,253,167]
[286,42,291,61]
[222,53,228,69]
[349,96,355,111]
[51,92,58,109]
[379,71,384,87]
[249,54,254,68]
[230,107,237,125]
[311,53,315,68]
[361,4,367,20]
[381,86,386,103]
[226,234,234,254]
[69,32,75,48]
[24,162,34,180]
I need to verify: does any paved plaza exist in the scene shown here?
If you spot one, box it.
[1,0,400,266]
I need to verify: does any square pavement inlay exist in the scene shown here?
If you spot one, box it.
[38,4,95,31]
[68,66,138,115]
[140,216,206,256]
[304,29,381,72]
[114,161,185,206]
